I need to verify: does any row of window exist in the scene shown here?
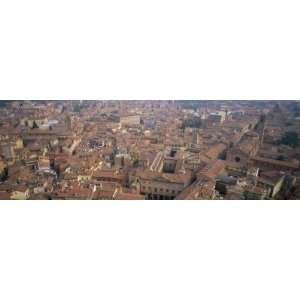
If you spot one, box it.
[142,185,176,194]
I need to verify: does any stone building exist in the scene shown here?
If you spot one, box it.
[136,170,192,200]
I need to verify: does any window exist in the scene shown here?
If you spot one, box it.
[235,156,240,162]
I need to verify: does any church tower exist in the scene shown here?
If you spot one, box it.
[65,114,71,131]
[256,113,266,147]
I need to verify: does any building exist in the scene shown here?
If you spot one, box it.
[120,115,141,126]
[0,143,15,160]
[256,171,286,198]
[250,156,299,173]
[175,176,216,200]
[11,186,30,200]
[243,185,268,200]
[207,111,226,125]
[227,132,260,165]
[136,170,192,200]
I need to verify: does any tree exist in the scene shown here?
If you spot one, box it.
[32,120,39,129]
[279,131,300,148]
[276,154,286,161]
[218,150,227,160]
[73,104,82,113]
[133,159,139,167]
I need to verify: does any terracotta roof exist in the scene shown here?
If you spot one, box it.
[199,160,225,180]
[175,177,215,200]
[114,192,144,200]
[244,185,266,194]
[252,156,298,169]
[225,160,245,169]
[205,143,227,160]
[14,185,29,193]
[93,189,115,200]
[92,170,124,180]
[0,191,11,200]
[137,170,191,185]
[259,171,284,184]
[55,187,91,199]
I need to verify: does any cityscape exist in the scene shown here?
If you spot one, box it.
[0,100,300,200]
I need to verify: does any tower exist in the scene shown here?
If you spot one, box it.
[256,114,266,147]
[65,114,71,131]
[225,108,228,121]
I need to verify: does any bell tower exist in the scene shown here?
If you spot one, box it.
[256,113,266,147]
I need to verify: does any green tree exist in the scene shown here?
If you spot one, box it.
[218,150,227,160]
[279,131,300,148]
[294,111,300,118]
[32,120,39,129]
[276,154,286,161]
[73,104,82,113]
[133,159,139,167]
